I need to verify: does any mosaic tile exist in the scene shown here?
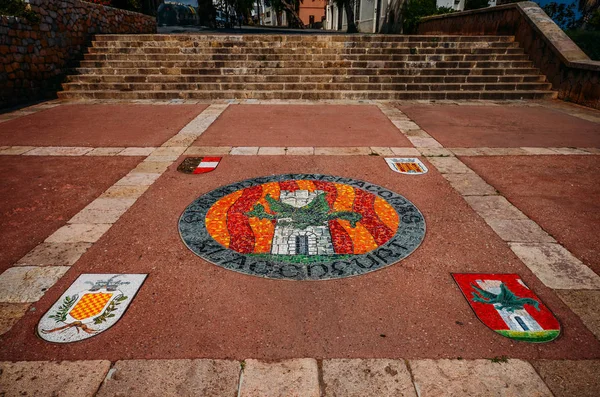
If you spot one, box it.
[385,158,428,175]
[37,274,146,343]
[179,175,426,280]
[453,273,560,343]
[177,157,221,174]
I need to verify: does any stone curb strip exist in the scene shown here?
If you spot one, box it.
[3,145,599,157]
[0,104,229,335]
[377,103,600,342]
[0,358,572,397]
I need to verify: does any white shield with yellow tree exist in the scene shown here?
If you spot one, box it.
[37,274,146,343]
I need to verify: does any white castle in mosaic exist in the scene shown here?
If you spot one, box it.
[271,190,335,256]
[475,279,542,332]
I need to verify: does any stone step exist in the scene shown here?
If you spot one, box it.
[87,46,525,55]
[74,67,542,76]
[92,41,520,50]
[78,60,535,69]
[83,53,531,62]
[62,82,553,92]
[92,34,516,43]
[57,89,556,101]
[66,74,546,84]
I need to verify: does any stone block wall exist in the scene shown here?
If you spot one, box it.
[1,0,156,108]
[418,2,600,109]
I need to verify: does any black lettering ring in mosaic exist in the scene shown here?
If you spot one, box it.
[178,174,426,280]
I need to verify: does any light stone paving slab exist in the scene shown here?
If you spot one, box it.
[240,359,320,397]
[407,137,444,148]
[118,147,156,156]
[393,120,421,131]
[314,147,372,155]
[68,208,127,224]
[100,185,149,199]
[532,360,600,397]
[132,161,172,174]
[45,223,112,243]
[230,146,260,155]
[162,134,198,147]
[476,147,529,156]
[556,290,600,339]
[427,156,472,174]
[0,146,35,155]
[258,147,287,155]
[390,147,421,156]
[185,146,232,155]
[464,196,528,221]
[286,147,315,155]
[97,359,240,397]
[0,303,30,335]
[520,147,560,155]
[16,242,92,267]
[0,266,70,303]
[548,147,590,155]
[404,129,431,138]
[450,148,486,156]
[419,147,454,157]
[85,147,125,156]
[484,219,555,243]
[149,146,187,157]
[84,197,137,211]
[509,243,600,289]
[23,146,93,156]
[322,359,417,397]
[0,360,111,397]
[177,104,228,136]
[370,147,395,156]
[115,172,162,186]
[143,154,181,162]
[410,359,553,397]
[443,173,497,196]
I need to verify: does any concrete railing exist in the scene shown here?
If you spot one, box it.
[418,2,600,109]
[0,0,156,108]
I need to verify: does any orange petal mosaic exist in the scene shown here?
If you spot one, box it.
[179,175,426,280]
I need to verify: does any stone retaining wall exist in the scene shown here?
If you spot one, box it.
[418,2,600,109]
[0,0,156,108]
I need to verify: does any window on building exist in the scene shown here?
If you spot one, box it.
[266,11,271,18]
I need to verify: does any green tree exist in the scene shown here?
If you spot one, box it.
[543,2,578,30]
[402,0,454,34]
[579,0,600,26]
[464,0,489,11]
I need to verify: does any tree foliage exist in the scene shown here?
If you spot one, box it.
[543,2,578,30]
[402,0,454,34]
[0,0,41,22]
[464,0,489,11]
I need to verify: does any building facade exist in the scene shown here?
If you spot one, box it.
[325,0,496,33]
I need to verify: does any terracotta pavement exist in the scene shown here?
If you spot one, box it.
[0,98,599,396]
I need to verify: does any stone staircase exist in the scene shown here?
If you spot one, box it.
[59,34,557,101]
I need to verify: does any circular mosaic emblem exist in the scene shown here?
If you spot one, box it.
[179,174,426,280]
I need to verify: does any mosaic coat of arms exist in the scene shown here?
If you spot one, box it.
[37,274,146,343]
[453,273,560,343]
[179,174,426,280]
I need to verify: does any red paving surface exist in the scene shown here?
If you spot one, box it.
[0,104,207,147]
[399,105,600,148]
[0,156,143,272]
[193,105,412,147]
[462,155,600,275]
[1,156,598,361]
